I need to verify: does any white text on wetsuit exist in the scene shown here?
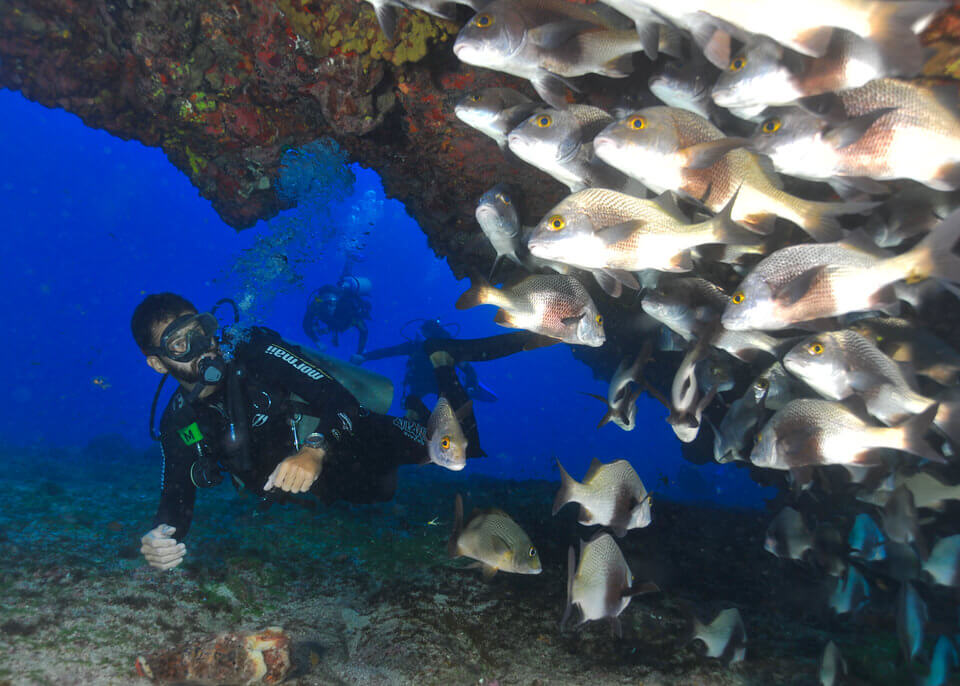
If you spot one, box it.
[265,345,325,380]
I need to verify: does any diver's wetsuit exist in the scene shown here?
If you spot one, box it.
[152,326,478,540]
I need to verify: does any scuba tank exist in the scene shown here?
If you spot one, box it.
[338,275,372,297]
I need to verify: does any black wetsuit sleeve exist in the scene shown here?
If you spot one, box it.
[359,340,418,361]
[152,430,198,540]
[242,329,363,443]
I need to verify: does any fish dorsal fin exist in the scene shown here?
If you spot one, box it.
[772,266,828,306]
[680,138,748,170]
[823,108,896,150]
[583,457,606,483]
[653,190,688,221]
[528,21,595,50]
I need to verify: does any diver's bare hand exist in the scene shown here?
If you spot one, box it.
[264,447,325,494]
[140,524,186,571]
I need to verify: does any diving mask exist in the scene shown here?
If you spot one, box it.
[149,312,219,362]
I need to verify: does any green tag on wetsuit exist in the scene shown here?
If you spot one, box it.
[178,422,203,446]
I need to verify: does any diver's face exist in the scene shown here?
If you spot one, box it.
[321,295,338,317]
[145,312,220,385]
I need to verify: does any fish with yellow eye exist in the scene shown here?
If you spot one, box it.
[452,0,648,109]
[426,396,469,471]
[721,209,960,331]
[506,105,627,192]
[456,271,606,347]
[454,88,538,151]
[448,494,542,579]
[92,376,111,390]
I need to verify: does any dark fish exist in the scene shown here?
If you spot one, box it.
[848,512,886,562]
[507,106,626,191]
[829,565,870,615]
[453,0,644,109]
[476,183,525,279]
[923,636,960,686]
[455,88,538,150]
[850,316,960,387]
[819,641,847,686]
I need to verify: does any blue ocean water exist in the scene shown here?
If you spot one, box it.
[0,89,770,507]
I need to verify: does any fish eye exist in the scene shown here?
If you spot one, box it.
[876,334,884,342]
[496,192,510,205]
[475,13,494,28]
[528,546,537,557]
[548,214,565,231]
[628,115,646,130]
[755,378,769,391]
[534,114,552,128]
[755,432,762,443]
[729,56,747,71]
[595,314,603,326]
[468,94,480,103]
[440,436,451,449]
[731,291,746,305]
[808,342,825,355]
[761,118,782,134]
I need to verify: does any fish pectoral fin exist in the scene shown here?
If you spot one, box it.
[822,108,896,150]
[531,70,578,110]
[624,580,661,597]
[561,313,585,326]
[493,308,516,327]
[848,370,890,394]
[680,138,748,170]
[528,21,595,49]
[481,564,499,580]
[596,221,641,246]
[771,266,828,306]
[592,270,623,298]
[606,269,640,290]
[796,91,847,123]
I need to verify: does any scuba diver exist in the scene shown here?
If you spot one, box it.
[302,273,372,356]
[132,292,546,571]
[357,319,498,422]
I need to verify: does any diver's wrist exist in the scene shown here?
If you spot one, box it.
[303,432,329,454]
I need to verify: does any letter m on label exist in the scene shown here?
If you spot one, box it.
[178,422,203,446]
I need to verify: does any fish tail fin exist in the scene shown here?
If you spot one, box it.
[552,460,579,515]
[559,545,577,631]
[634,20,661,60]
[933,161,960,191]
[676,599,701,647]
[896,404,946,463]
[868,2,943,76]
[785,197,878,242]
[887,208,960,286]
[455,272,494,310]
[935,387,960,448]
[371,1,398,40]
[447,493,464,557]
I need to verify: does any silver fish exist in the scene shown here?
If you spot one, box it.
[527,187,758,274]
[829,565,870,615]
[426,396,468,471]
[819,641,847,686]
[721,215,960,331]
[897,581,928,663]
[476,183,525,279]
[691,607,747,664]
[583,347,650,431]
[455,88,538,150]
[783,330,960,444]
[750,398,941,469]
[691,0,939,70]
[561,532,659,637]
[749,79,960,191]
[455,272,605,346]
[650,59,717,122]
[712,392,761,463]
[882,485,922,549]
[507,106,626,192]
[641,276,791,362]
[764,506,814,561]
[447,494,542,578]
[453,0,644,109]
[922,535,960,588]
[594,106,873,240]
[712,32,892,111]
[754,361,807,411]
[553,458,652,536]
